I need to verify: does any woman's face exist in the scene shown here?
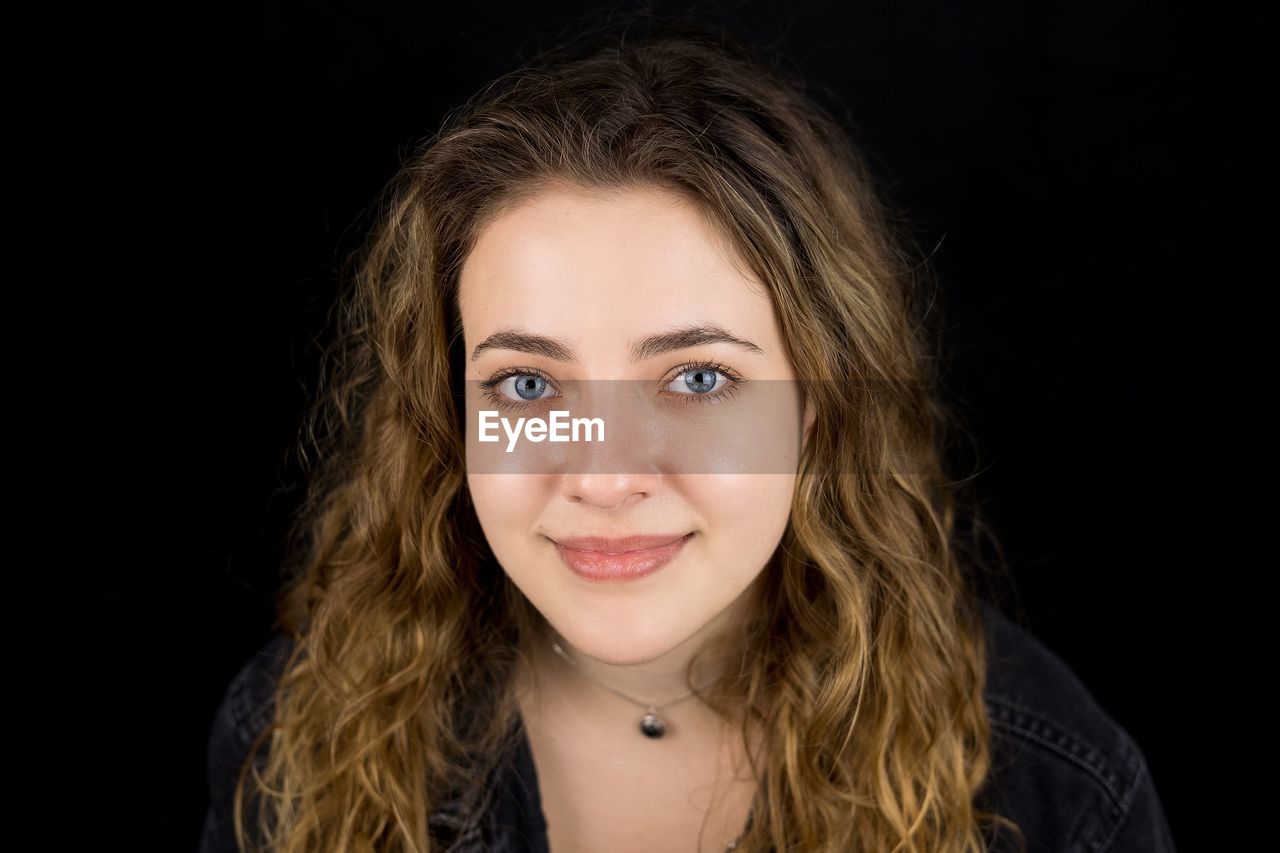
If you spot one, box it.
[459,183,813,672]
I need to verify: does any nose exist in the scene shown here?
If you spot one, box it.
[558,461,660,507]
[558,438,662,508]
[559,470,661,510]
[556,380,664,508]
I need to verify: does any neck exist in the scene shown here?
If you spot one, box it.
[518,574,762,725]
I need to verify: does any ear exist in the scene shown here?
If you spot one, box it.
[801,394,817,453]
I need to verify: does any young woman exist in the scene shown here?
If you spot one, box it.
[199,17,1175,853]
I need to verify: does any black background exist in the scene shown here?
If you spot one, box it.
[89,1,1255,849]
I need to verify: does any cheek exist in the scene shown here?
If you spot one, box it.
[694,474,795,573]
[465,474,543,558]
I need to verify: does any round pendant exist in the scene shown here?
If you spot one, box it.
[639,708,666,738]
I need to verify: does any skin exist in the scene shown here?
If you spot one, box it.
[458,181,815,850]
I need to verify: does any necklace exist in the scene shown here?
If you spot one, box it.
[548,636,750,851]
[549,637,720,738]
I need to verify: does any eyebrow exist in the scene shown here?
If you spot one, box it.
[470,324,765,363]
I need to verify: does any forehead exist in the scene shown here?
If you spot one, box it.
[457,184,773,334]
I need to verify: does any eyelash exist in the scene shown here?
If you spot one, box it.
[477,361,746,413]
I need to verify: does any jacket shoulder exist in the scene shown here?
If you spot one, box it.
[975,599,1176,852]
[198,632,297,853]
[211,632,295,747]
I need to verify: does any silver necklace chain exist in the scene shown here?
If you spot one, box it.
[547,637,749,851]
[550,638,714,712]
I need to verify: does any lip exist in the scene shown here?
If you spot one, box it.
[550,532,694,582]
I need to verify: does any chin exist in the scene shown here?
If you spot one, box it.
[549,615,684,664]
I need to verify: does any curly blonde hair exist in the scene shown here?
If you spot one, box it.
[227,13,1025,853]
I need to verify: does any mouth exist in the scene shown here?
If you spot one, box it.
[548,532,694,582]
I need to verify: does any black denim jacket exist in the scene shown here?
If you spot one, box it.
[198,600,1177,852]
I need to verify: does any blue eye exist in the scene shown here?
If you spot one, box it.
[666,366,727,396]
[501,371,558,399]
[481,366,560,409]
